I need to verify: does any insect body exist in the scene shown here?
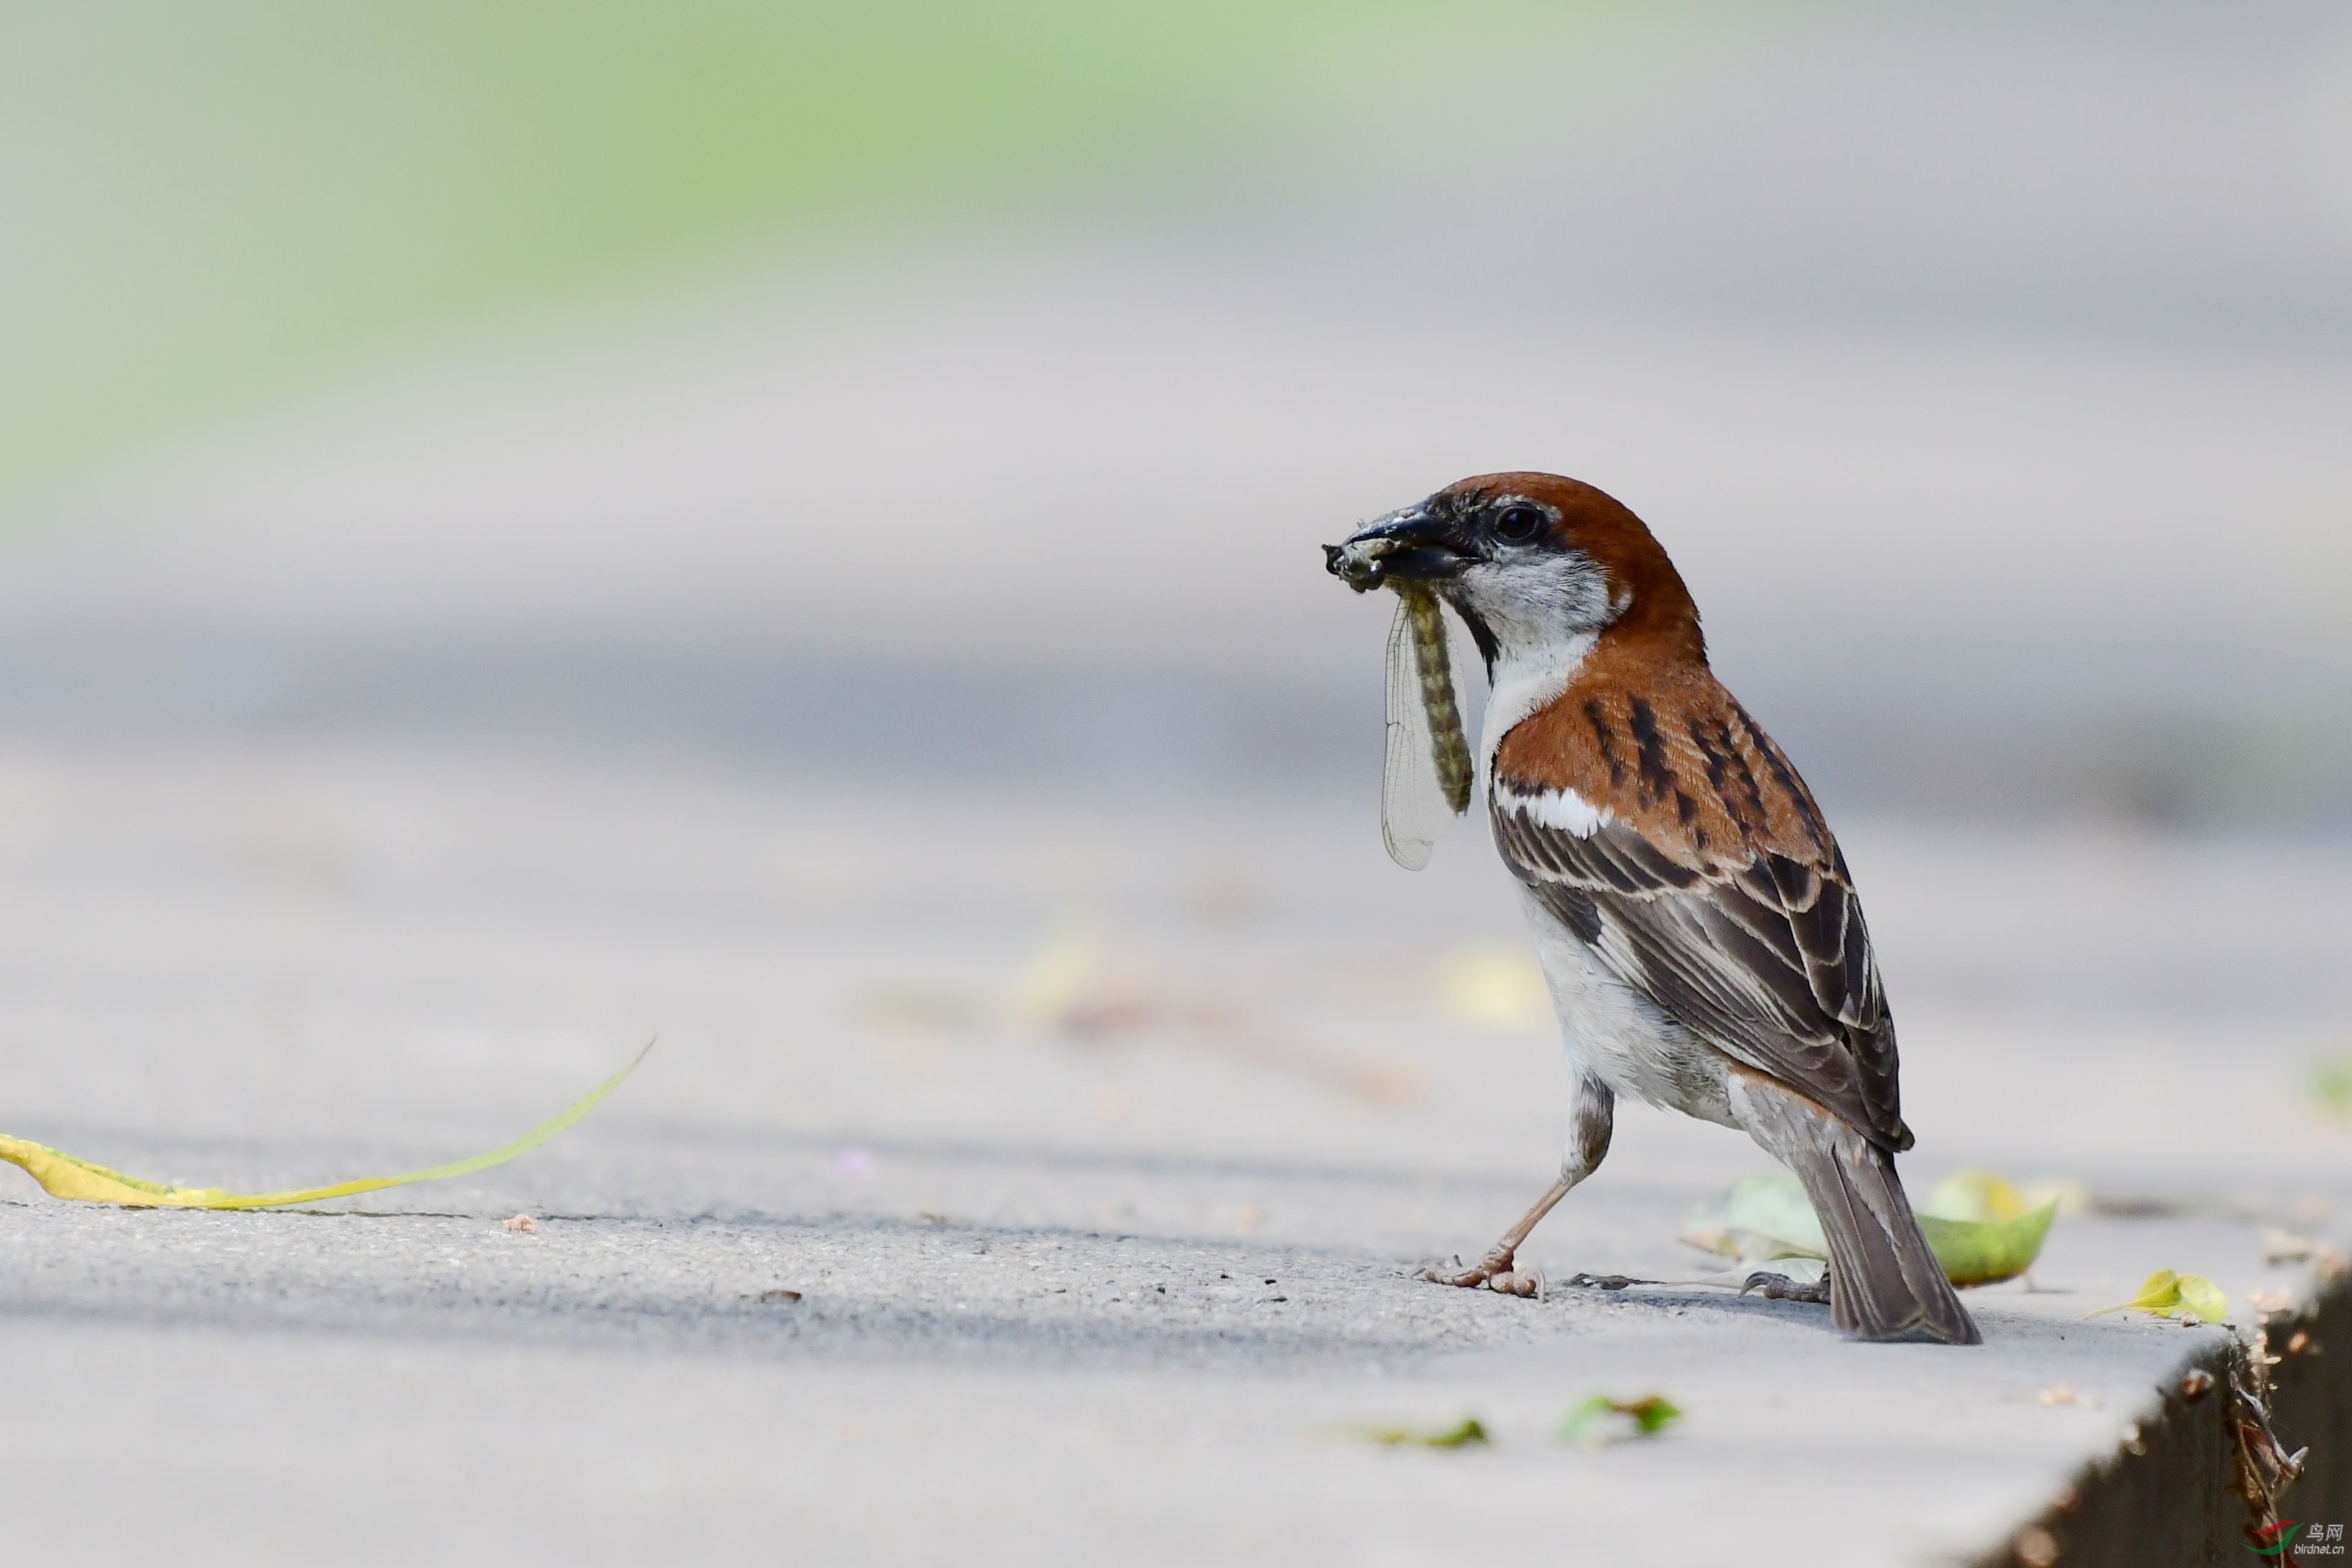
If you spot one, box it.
[1401,584,1474,816]
[1324,534,1474,869]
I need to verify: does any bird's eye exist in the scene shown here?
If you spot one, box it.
[1495,503,1544,542]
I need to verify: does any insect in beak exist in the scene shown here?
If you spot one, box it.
[1324,505,1468,592]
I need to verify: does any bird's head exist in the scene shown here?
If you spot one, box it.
[1325,472,1704,671]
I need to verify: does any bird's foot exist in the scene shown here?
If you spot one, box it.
[1420,1249,1546,1298]
[1741,1269,1832,1305]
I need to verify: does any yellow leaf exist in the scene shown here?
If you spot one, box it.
[2087,1268,2180,1317]
[2174,1274,2227,1323]
[1004,925,1101,1030]
[1433,947,1552,1032]
[0,1044,649,1210]
[2088,1268,2223,1322]
[1923,1170,2027,1223]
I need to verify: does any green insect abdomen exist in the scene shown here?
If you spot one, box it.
[1399,584,1474,813]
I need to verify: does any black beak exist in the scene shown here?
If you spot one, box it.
[1323,503,1468,592]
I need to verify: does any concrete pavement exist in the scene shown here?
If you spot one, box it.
[1,741,2347,1564]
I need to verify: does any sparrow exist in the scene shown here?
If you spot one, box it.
[1327,472,1979,1345]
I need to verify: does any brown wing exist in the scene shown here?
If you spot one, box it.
[1491,673,1909,1151]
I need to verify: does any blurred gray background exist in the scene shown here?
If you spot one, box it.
[1,0,2347,827]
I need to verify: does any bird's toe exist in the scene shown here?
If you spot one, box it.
[1741,1269,1832,1305]
[1419,1249,1538,1294]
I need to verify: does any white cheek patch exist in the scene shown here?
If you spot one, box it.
[1495,781,1616,838]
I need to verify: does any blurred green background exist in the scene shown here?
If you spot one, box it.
[1,1,2346,825]
[1,0,1661,503]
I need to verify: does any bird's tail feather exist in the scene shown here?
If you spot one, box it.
[1736,1075,1981,1345]
[1806,1139,1981,1345]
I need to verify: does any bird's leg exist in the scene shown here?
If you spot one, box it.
[1422,1175,1571,1294]
[1423,1073,1613,1296]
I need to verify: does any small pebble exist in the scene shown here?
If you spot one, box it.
[504,1213,538,1234]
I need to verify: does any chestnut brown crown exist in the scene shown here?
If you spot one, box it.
[1436,471,1704,665]
[1328,470,1706,666]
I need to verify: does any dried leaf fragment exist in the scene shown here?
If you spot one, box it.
[504,1213,538,1233]
[0,1044,650,1210]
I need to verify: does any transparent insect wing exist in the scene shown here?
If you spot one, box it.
[1381,596,1455,870]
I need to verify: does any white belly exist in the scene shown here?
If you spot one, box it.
[1517,886,1741,1130]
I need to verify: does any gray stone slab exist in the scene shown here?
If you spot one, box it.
[1,744,2346,1564]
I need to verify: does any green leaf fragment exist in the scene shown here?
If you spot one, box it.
[1362,1417,1490,1449]
[2312,1060,2352,1121]
[1557,1394,1682,1447]
[1917,1205,2061,1287]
